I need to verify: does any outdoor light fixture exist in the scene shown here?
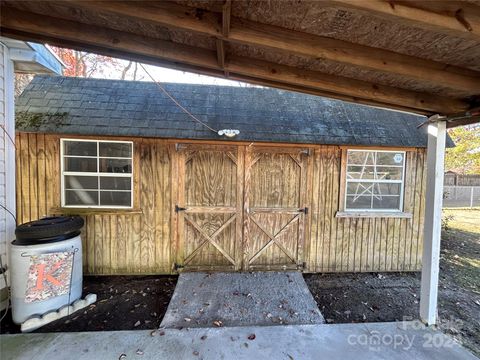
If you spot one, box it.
[218,129,240,138]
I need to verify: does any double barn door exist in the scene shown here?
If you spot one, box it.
[175,144,308,271]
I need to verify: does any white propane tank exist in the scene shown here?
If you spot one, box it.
[10,217,84,324]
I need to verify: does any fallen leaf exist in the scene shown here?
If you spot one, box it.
[134,321,141,327]
[159,331,166,336]
[193,351,199,356]
[247,334,256,340]
[136,349,144,355]
[119,354,127,360]
[150,330,157,337]
[213,320,223,327]
[200,335,207,340]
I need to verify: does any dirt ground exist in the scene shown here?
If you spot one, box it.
[306,208,480,356]
[1,209,478,355]
[1,276,177,333]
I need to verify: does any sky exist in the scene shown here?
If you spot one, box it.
[99,57,254,87]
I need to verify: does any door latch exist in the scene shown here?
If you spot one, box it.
[175,205,187,212]
[299,207,308,214]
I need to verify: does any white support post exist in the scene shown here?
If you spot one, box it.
[420,120,447,326]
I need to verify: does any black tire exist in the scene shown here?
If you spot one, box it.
[15,216,84,242]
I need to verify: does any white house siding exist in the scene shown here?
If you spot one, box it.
[0,43,16,274]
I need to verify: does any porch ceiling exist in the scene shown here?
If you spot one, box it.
[1,0,480,116]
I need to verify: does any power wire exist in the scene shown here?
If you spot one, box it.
[0,124,16,148]
[139,63,218,134]
[0,203,16,223]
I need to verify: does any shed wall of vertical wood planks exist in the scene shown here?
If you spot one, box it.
[15,133,426,274]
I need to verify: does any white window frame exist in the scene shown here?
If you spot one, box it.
[60,138,134,209]
[344,149,406,212]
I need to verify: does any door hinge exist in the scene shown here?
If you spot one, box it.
[174,263,185,271]
[300,207,308,214]
[175,205,187,212]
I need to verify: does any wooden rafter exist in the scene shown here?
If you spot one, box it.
[0,4,474,114]
[3,27,432,115]
[217,0,231,75]
[61,0,480,93]
[329,0,480,41]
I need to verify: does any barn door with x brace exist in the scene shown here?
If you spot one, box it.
[175,144,243,271]
[244,146,309,270]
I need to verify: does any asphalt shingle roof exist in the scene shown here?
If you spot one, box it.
[16,75,439,148]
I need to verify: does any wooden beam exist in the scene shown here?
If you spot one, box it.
[329,0,480,41]
[446,117,480,128]
[216,38,226,69]
[0,6,469,114]
[0,6,218,69]
[62,0,480,93]
[217,0,231,75]
[2,26,432,115]
[222,0,232,37]
[226,57,467,114]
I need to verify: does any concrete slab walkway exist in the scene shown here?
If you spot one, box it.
[1,322,477,360]
[160,271,324,328]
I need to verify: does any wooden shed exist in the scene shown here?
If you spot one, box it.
[15,75,451,275]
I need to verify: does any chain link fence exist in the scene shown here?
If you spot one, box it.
[443,186,480,208]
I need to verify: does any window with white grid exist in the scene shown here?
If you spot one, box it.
[61,139,133,208]
[345,150,405,211]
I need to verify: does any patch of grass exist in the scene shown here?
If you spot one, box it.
[441,208,480,292]
[443,208,480,235]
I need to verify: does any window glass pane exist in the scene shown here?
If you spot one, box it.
[372,196,401,210]
[64,190,98,206]
[100,177,131,190]
[347,182,376,196]
[64,141,97,156]
[99,158,132,173]
[376,166,403,180]
[65,175,98,190]
[376,152,404,166]
[347,151,375,165]
[62,140,134,208]
[347,165,375,180]
[100,191,131,207]
[373,183,401,196]
[99,142,132,158]
[346,195,371,209]
[64,157,97,172]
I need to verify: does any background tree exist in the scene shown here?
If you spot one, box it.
[445,125,480,174]
[14,73,34,98]
[51,46,124,78]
